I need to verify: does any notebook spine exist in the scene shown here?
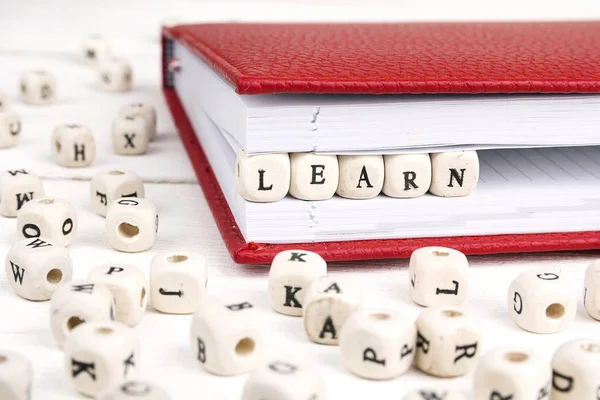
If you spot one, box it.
[162,36,176,89]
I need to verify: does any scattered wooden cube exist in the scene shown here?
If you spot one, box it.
[81,35,111,66]
[111,116,150,155]
[90,170,145,217]
[303,276,363,345]
[105,198,158,252]
[0,351,33,400]
[119,103,157,140]
[5,237,72,301]
[64,322,139,397]
[190,300,265,376]
[50,280,115,348]
[507,269,576,334]
[242,360,325,400]
[150,252,208,315]
[473,347,551,400]
[339,308,416,380]
[0,169,44,217]
[20,70,56,105]
[97,59,133,92]
[415,307,481,377]
[17,197,77,247]
[51,124,96,168]
[268,249,327,317]
[0,111,21,148]
[87,264,148,327]
[408,246,469,307]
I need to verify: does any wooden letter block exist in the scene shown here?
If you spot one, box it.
[0,351,33,400]
[289,153,339,200]
[0,169,44,217]
[473,347,552,400]
[236,151,290,202]
[5,237,72,301]
[51,124,96,168]
[268,249,327,317]
[336,155,384,199]
[112,116,150,155]
[17,197,77,247]
[339,308,416,380]
[90,170,145,217]
[415,308,481,377]
[97,59,133,92]
[303,276,363,345]
[64,322,139,397]
[119,103,157,140]
[20,70,56,105]
[0,111,21,149]
[429,150,479,197]
[551,339,600,399]
[105,198,158,252]
[190,300,265,376]
[81,35,111,66]
[383,153,431,198]
[507,269,576,334]
[409,246,469,308]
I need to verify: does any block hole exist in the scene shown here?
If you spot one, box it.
[441,310,462,318]
[370,312,391,321]
[140,288,146,307]
[235,338,255,357]
[167,255,188,263]
[109,170,125,175]
[55,140,61,154]
[505,352,528,363]
[118,222,139,239]
[582,343,600,353]
[39,199,54,205]
[432,250,450,257]
[546,303,565,319]
[96,327,113,335]
[67,316,85,331]
[46,269,63,284]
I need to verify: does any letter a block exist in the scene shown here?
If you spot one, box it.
[336,155,384,199]
[303,276,363,345]
[236,151,290,202]
[268,250,327,317]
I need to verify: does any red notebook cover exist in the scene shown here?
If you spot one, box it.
[162,22,600,264]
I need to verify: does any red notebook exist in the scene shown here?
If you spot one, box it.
[161,22,600,264]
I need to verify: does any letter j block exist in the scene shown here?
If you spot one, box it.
[236,151,290,202]
[268,250,327,317]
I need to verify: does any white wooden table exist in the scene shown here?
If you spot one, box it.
[2,1,600,398]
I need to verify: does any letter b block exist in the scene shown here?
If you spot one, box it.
[429,150,479,197]
[339,308,416,380]
[190,300,265,376]
[409,247,469,308]
[415,308,481,377]
[268,250,327,317]
[236,151,290,202]
[551,339,600,399]
[507,269,576,334]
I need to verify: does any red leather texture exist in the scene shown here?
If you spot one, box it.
[164,22,600,95]
[163,86,600,265]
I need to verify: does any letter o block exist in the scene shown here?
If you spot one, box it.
[17,197,78,247]
[339,308,416,380]
[268,250,327,317]
[236,151,290,202]
[551,339,600,399]
[415,307,481,377]
[507,269,576,334]
[473,347,552,400]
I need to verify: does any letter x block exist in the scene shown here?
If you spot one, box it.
[268,250,327,317]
